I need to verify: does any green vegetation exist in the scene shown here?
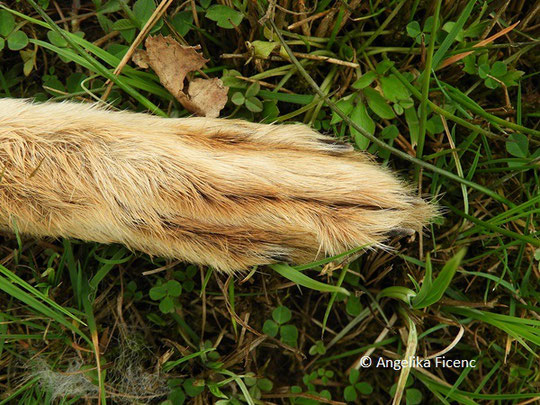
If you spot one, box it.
[0,0,538,403]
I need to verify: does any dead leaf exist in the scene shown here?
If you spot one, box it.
[187,78,228,118]
[132,49,150,69]
[139,35,229,117]
[145,35,207,97]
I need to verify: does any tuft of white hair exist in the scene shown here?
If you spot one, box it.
[25,334,169,403]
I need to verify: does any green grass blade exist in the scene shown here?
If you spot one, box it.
[80,279,106,405]
[412,248,466,309]
[294,244,368,271]
[90,248,132,290]
[432,0,477,69]
[0,264,86,325]
[417,0,442,158]
[163,348,216,372]
[0,274,91,345]
[321,264,349,335]
[269,263,350,296]
[410,253,433,305]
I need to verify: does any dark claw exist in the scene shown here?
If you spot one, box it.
[386,227,415,238]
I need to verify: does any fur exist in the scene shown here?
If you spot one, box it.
[0,98,436,272]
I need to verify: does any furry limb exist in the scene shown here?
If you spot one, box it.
[0,99,436,272]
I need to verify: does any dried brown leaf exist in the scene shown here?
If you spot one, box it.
[145,35,207,96]
[131,49,150,69]
[142,35,228,117]
[187,78,228,118]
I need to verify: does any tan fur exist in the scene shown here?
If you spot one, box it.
[0,98,436,272]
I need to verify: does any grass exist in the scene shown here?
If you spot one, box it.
[0,0,539,404]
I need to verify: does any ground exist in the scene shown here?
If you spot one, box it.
[0,0,539,404]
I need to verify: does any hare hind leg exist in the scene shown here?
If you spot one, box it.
[0,99,436,273]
